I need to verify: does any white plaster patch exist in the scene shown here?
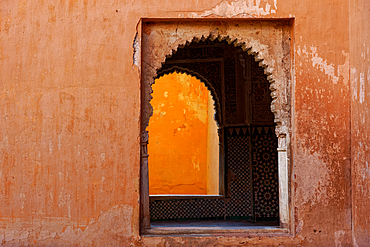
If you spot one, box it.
[133,32,141,67]
[58,134,61,150]
[100,153,106,163]
[48,140,54,154]
[351,67,358,100]
[359,72,365,103]
[58,204,133,245]
[368,69,370,97]
[0,133,8,148]
[296,151,330,206]
[338,51,350,85]
[38,230,53,241]
[363,160,370,182]
[298,46,349,85]
[20,192,26,210]
[0,233,4,244]
[296,46,301,56]
[192,0,277,18]
[353,237,359,247]
[334,230,346,247]
[310,46,338,84]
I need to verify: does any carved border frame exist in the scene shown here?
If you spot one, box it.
[140,19,293,234]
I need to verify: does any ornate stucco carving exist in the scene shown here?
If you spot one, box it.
[142,21,292,149]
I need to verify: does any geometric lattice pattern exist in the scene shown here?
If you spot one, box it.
[225,129,253,217]
[251,58,275,124]
[150,198,225,220]
[224,58,237,124]
[149,126,279,221]
[252,126,279,219]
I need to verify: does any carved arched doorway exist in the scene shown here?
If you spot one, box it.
[147,38,279,223]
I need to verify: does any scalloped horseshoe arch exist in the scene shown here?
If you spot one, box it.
[140,20,292,231]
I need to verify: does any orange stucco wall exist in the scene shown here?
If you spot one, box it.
[148,73,210,195]
[350,0,370,245]
[0,0,368,245]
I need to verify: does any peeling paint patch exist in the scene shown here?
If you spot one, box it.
[360,72,365,103]
[59,204,133,244]
[296,151,330,206]
[192,0,277,18]
[48,140,54,153]
[133,32,140,67]
[361,159,370,182]
[334,230,346,247]
[298,46,349,85]
[310,47,338,84]
[352,67,358,100]
[0,204,133,245]
[368,69,370,96]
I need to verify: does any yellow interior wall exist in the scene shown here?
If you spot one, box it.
[148,73,211,195]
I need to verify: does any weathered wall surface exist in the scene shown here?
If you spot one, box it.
[0,0,364,246]
[350,0,370,246]
[292,1,352,245]
[0,1,141,245]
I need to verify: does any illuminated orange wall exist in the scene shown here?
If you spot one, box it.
[148,73,210,195]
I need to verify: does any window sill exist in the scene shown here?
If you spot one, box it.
[143,220,289,236]
[144,226,289,236]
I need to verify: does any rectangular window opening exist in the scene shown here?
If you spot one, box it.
[140,19,293,235]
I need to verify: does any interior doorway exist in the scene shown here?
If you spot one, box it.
[148,72,220,196]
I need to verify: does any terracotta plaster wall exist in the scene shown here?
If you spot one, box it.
[0,0,359,246]
[0,1,141,245]
[292,1,352,246]
[350,0,370,246]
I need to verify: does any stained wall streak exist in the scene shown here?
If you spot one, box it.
[350,0,370,246]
